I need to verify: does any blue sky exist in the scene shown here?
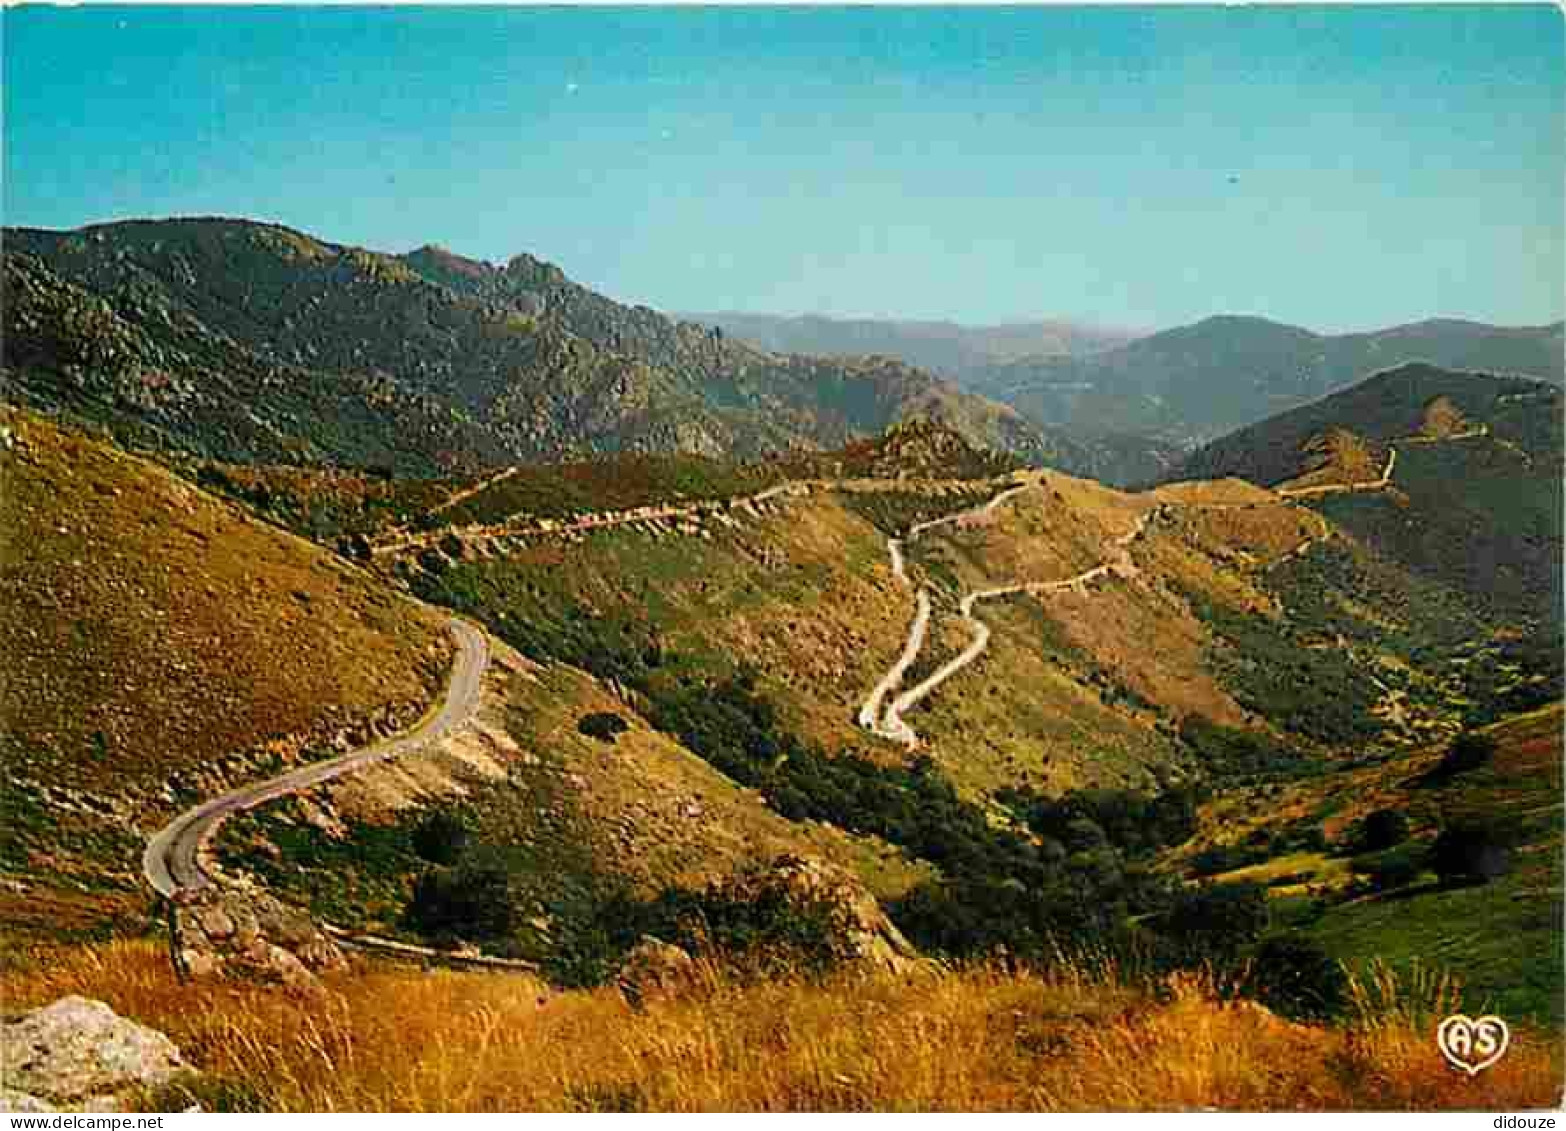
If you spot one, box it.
[6,5,1563,331]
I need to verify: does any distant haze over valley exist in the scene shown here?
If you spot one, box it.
[679,312,1145,378]
[696,307,1565,479]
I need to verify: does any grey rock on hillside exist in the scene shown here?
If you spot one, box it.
[1,996,192,1111]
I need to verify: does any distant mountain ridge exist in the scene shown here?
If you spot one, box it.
[1,218,1085,476]
[1170,361,1563,628]
[681,311,1142,379]
[1173,360,1562,486]
[961,313,1564,453]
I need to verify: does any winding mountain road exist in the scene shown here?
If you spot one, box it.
[371,482,810,557]
[858,488,1156,748]
[1273,425,1489,501]
[858,417,1501,748]
[857,586,931,744]
[143,618,490,898]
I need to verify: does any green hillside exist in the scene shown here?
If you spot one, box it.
[1173,363,1562,632]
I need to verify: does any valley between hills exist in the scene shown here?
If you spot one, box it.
[1,220,1563,1112]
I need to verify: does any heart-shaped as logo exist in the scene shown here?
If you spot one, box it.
[1437,1014,1510,1075]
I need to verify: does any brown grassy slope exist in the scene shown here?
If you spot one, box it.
[3,941,1559,1111]
[289,655,928,916]
[411,483,1196,799]
[1279,429,1388,492]
[0,408,447,923]
[492,662,927,899]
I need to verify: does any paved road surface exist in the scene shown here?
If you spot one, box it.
[143,618,490,898]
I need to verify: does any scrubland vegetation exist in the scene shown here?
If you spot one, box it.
[4,360,1559,1111]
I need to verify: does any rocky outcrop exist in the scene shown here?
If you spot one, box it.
[0,997,193,1112]
[615,936,699,1008]
[172,882,345,994]
[722,854,922,974]
[1418,394,1474,439]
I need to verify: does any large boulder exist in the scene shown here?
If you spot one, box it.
[0,997,191,1111]
[615,935,698,1008]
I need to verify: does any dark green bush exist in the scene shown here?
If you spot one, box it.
[1349,847,1423,892]
[1429,820,1512,885]
[555,866,863,985]
[1248,933,1348,1020]
[410,809,470,865]
[577,711,630,744]
[1179,717,1306,778]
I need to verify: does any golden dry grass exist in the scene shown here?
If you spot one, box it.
[5,941,1559,1111]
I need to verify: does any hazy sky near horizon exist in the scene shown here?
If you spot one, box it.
[6,5,1563,331]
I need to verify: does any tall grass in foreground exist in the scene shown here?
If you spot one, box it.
[3,941,1559,1111]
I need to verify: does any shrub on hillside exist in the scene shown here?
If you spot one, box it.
[1247,933,1348,1020]
[405,853,520,940]
[1429,820,1512,885]
[1433,731,1497,779]
[1356,808,1409,852]
[410,809,470,866]
[1178,717,1305,778]
[1160,882,1269,959]
[562,862,875,984]
[577,711,630,744]
[336,533,373,561]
